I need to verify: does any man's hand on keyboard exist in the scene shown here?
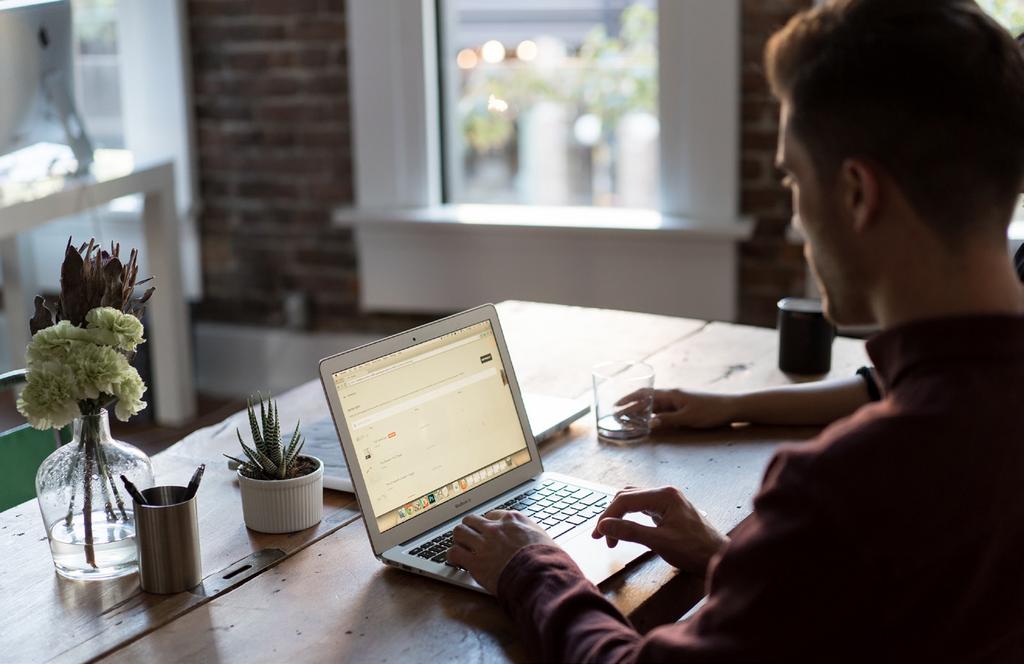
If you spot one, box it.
[592,486,728,576]
[448,510,555,594]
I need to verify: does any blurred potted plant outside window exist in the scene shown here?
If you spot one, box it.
[445,1,658,209]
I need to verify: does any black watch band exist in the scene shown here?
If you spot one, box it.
[857,366,882,402]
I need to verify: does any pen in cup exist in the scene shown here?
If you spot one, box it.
[185,464,206,500]
[120,474,147,506]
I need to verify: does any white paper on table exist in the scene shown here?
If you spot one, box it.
[300,416,354,493]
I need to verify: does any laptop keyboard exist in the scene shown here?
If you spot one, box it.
[407,480,611,565]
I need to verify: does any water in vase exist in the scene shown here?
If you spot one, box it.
[47,511,138,580]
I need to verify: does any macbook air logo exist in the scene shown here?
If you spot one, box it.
[454,498,471,510]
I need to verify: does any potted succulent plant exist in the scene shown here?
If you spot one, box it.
[225,395,323,534]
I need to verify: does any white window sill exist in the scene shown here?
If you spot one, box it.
[335,204,752,321]
[332,204,753,241]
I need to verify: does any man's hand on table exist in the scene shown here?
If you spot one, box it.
[593,486,729,576]
[448,510,556,594]
[619,388,739,430]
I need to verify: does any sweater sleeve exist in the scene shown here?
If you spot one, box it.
[496,448,855,662]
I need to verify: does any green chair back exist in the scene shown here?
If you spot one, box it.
[0,370,70,511]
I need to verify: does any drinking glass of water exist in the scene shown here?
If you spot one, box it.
[592,361,655,441]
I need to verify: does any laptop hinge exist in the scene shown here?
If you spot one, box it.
[396,477,539,548]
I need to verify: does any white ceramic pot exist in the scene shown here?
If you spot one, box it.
[237,456,324,534]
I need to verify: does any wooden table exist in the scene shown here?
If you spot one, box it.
[0,301,868,663]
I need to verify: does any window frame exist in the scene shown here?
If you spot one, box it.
[346,0,742,224]
[117,0,200,298]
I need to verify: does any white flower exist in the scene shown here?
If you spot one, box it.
[67,343,132,399]
[21,308,150,427]
[16,361,82,430]
[111,367,147,422]
[26,321,95,365]
[86,307,145,352]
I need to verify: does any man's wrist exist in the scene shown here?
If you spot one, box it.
[689,533,728,577]
[723,392,748,424]
[497,543,583,601]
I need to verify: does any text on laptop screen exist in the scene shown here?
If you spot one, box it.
[332,321,532,533]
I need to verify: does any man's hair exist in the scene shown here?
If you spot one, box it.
[766,0,1024,238]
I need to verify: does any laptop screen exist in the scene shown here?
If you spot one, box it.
[330,320,533,533]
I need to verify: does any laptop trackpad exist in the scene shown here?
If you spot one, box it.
[559,515,655,585]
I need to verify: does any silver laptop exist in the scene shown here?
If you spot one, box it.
[318,304,651,592]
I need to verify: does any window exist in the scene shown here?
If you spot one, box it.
[344,1,745,320]
[977,0,1024,35]
[72,0,123,148]
[347,1,739,220]
[976,0,1024,224]
[439,0,658,209]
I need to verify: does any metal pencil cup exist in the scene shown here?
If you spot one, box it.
[134,486,202,594]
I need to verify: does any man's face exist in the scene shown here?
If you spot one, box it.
[776,104,874,326]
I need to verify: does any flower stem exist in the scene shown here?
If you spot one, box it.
[96,440,128,521]
[63,439,83,528]
[95,452,117,522]
[86,415,117,521]
[82,431,97,569]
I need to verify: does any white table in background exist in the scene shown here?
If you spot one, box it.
[0,150,196,426]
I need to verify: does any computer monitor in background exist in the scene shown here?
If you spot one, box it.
[0,0,93,174]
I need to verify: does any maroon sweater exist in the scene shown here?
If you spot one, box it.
[498,315,1024,662]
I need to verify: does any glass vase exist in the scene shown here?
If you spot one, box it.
[35,409,154,581]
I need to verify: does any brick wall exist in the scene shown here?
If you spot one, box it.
[187,0,810,330]
[188,0,360,329]
[737,0,812,326]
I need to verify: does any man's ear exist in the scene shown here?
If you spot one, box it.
[838,158,880,234]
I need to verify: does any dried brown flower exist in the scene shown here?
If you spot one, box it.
[33,237,156,334]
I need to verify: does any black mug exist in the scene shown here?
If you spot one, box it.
[777,297,835,375]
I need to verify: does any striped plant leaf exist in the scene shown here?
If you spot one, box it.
[238,431,278,477]
[259,394,269,435]
[267,401,282,467]
[235,394,306,480]
[223,454,260,478]
[247,398,265,454]
[285,420,301,456]
[223,453,249,467]
[284,438,305,471]
[284,423,303,466]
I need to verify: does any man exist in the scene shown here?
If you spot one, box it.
[447,0,1024,660]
